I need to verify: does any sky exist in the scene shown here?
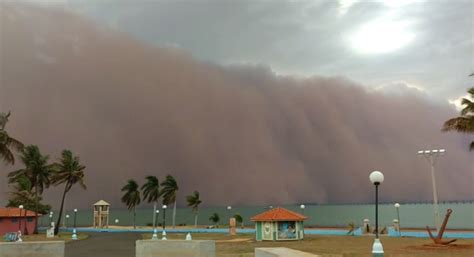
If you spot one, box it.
[21,0,474,103]
[0,0,473,209]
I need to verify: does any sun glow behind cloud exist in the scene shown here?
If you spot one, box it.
[350,19,415,54]
[449,94,472,111]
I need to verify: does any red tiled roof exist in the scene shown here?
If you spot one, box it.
[251,207,307,222]
[0,208,37,217]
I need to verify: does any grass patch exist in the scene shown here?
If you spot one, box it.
[141,233,474,257]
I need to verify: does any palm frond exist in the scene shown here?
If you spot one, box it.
[442,116,474,133]
[141,176,160,203]
[460,98,474,116]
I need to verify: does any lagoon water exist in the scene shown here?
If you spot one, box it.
[42,202,474,229]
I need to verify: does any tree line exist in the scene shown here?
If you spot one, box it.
[0,112,86,235]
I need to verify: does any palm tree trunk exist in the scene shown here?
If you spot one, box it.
[54,182,69,235]
[34,184,39,234]
[152,201,157,228]
[133,207,136,229]
[172,200,176,229]
[194,213,198,228]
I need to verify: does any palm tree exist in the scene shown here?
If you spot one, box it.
[209,213,220,227]
[0,111,24,165]
[7,175,51,215]
[51,150,86,235]
[160,175,179,228]
[233,213,244,228]
[442,87,474,151]
[121,179,141,229]
[141,176,160,228]
[186,191,202,228]
[8,145,53,234]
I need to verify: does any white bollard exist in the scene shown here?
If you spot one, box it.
[161,230,167,240]
[151,228,158,240]
[72,229,78,240]
[185,232,192,240]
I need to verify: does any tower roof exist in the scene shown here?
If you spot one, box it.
[251,207,307,222]
[93,200,110,206]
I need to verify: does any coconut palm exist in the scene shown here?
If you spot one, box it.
[209,213,220,227]
[7,175,51,215]
[51,150,86,235]
[186,191,202,228]
[0,111,24,165]
[442,87,474,151]
[233,213,244,228]
[160,175,179,228]
[8,145,53,233]
[121,179,141,229]
[141,176,160,228]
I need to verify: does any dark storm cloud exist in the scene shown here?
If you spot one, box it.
[0,4,472,209]
[58,0,474,101]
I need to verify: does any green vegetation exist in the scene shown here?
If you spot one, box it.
[209,212,220,227]
[2,111,86,235]
[0,111,24,165]
[121,179,141,229]
[6,175,51,214]
[8,145,55,233]
[141,176,160,227]
[234,213,244,228]
[140,233,474,257]
[186,190,202,228]
[442,80,474,151]
[51,150,87,235]
[161,175,179,228]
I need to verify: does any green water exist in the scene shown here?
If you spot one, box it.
[41,203,474,229]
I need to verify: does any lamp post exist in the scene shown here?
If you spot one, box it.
[394,203,401,237]
[418,149,445,233]
[300,204,305,216]
[65,214,70,229]
[162,205,167,240]
[152,210,159,240]
[72,209,78,240]
[18,205,24,231]
[227,206,232,225]
[49,212,54,227]
[369,170,384,257]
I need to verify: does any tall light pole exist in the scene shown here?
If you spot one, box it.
[162,205,167,240]
[72,209,78,240]
[418,149,445,233]
[394,203,401,237]
[152,210,160,240]
[227,206,232,225]
[65,214,70,229]
[49,212,54,227]
[370,170,384,257]
[18,205,24,231]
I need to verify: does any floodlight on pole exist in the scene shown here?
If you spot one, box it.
[418,148,445,233]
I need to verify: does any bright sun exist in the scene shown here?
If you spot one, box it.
[350,20,415,54]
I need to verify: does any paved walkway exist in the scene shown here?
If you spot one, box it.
[66,233,140,257]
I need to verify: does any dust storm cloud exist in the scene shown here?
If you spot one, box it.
[0,4,472,208]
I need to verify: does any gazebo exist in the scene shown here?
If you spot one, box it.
[93,200,110,229]
[251,207,307,241]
